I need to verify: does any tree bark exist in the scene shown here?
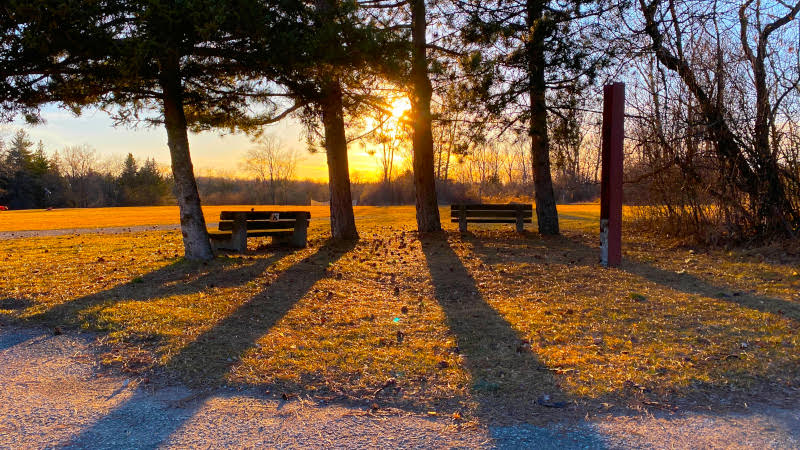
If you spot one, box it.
[159,54,214,261]
[410,0,442,232]
[527,0,559,235]
[320,79,359,240]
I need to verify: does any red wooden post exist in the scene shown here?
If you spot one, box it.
[600,83,624,267]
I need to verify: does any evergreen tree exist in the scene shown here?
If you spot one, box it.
[459,0,614,234]
[6,129,33,171]
[409,0,441,232]
[119,153,138,205]
[1,0,307,259]
[4,129,35,208]
[0,139,8,204]
[29,141,49,177]
[263,0,407,240]
[136,158,170,205]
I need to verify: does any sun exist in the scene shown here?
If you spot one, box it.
[390,97,411,119]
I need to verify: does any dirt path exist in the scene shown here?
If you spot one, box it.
[1,326,798,449]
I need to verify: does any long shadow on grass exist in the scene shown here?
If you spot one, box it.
[165,239,356,384]
[63,239,356,448]
[27,254,283,329]
[466,231,800,322]
[622,260,800,322]
[420,233,583,425]
[462,230,800,408]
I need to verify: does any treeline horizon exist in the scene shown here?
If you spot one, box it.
[1,127,600,209]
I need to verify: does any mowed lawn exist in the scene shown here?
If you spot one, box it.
[1,204,799,423]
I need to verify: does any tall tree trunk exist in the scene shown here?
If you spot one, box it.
[159,54,214,261]
[320,79,359,240]
[527,0,559,235]
[410,0,441,232]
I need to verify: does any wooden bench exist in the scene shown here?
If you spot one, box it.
[208,211,310,252]
[450,204,532,233]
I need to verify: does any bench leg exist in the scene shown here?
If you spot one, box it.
[459,207,467,233]
[231,218,247,252]
[515,210,524,233]
[290,219,309,248]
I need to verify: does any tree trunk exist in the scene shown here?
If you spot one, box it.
[410,0,441,232]
[527,0,559,235]
[270,175,276,205]
[159,54,214,261]
[320,79,359,240]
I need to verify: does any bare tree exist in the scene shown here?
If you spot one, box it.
[241,135,299,205]
[637,0,800,235]
[57,144,98,207]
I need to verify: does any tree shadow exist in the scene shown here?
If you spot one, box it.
[419,233,585,426]
[465,230,800,322]
[458,230,800,409]
[25,254,283,329]
[62,239,357,448]
[164,239,357,384]
[0,297,35,311]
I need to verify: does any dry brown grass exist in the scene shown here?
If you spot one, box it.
[1,204,799,424]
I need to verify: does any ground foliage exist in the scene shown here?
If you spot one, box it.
[1,205,799,424]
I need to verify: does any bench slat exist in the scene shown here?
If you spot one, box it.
[449,210,532,219]
[450,204,532,211]
[219,211,310,220]
[218,220,308,231]
[209,230,293,239]
[450,218,532,224]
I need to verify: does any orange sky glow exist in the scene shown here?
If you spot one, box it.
[3,97,414,183]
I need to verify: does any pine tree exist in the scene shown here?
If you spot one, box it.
[460,0,613,234]
[2,0,308,259]
[267,0,407,240]
[410,0,441,232]
[6,129,33,171]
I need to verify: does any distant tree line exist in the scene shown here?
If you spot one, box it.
[0,129,171,209]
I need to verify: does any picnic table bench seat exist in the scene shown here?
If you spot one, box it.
[209,210,310,252]
[450,203,532,233]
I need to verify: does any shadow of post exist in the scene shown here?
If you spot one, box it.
[620,261,800,322]
[62,239,356,448]
[419,233,573,425]
[465,231,800,323]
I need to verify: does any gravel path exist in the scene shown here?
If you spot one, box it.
[0,224,187,240]
[1,326,798,448]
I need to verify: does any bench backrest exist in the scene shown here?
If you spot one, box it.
[218,211,310,231]
[450,204,533,223]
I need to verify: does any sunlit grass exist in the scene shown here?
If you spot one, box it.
[1,204,799,421]
[0,205,405,232]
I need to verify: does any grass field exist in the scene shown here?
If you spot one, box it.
[0,204,604,232]
[1,204,799,424]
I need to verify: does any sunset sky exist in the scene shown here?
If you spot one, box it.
[1,104,405,182]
